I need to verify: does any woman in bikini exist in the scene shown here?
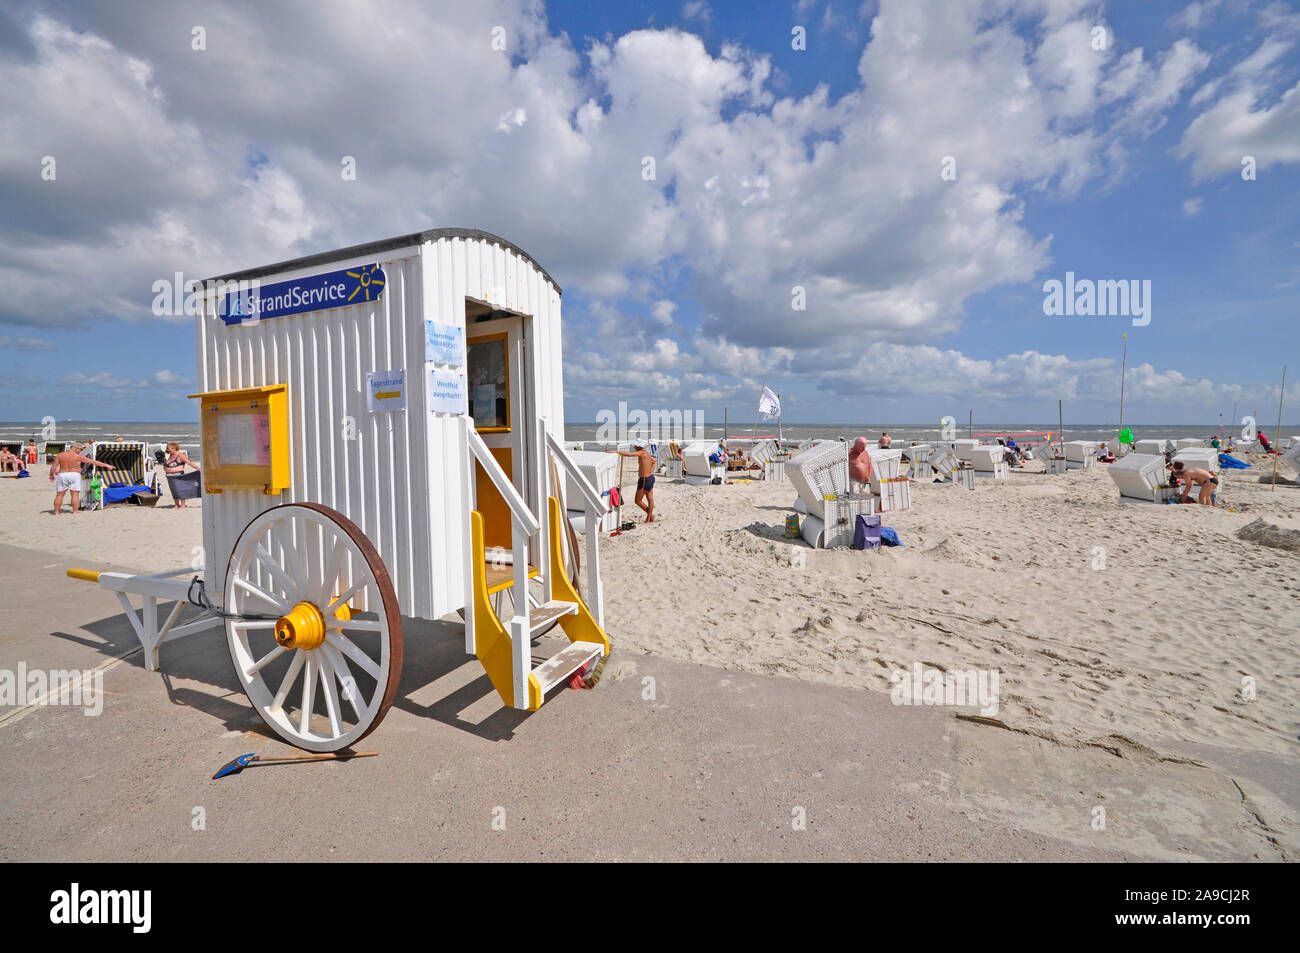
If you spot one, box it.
[163,442,201,509]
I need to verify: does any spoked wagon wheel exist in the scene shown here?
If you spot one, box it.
[224,503,403,752]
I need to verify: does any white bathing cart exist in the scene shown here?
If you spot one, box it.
[70,229,611,752]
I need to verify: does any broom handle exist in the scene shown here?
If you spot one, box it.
[257,751,378,764]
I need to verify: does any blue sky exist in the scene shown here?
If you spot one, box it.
[0,0,1297,427]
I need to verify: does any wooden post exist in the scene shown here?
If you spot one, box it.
[1272,366,1287,491]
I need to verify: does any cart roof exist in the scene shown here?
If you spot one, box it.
[204,227,562,294]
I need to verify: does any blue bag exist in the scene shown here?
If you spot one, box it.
[852,514,881,550]
[880,526,903,547]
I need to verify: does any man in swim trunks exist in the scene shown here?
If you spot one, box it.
[1170,461,1218,505]
[610,440,657,522]
[50,443,113,515]
[879,432,892,448]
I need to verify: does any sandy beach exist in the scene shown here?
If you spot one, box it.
[2,450,1297,860]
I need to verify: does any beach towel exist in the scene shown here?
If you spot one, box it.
[167,470,202,500]
[784,514,800,538]
[609,486,622,507]
[1218,454,1249,469]
[880,527,903,547]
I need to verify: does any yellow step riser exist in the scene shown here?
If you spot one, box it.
[470,499,611,711]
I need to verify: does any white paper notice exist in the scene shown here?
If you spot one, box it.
[424,320,464,366]
[217,414,256,465]
[367,368,406,413]
[428,368,466,415]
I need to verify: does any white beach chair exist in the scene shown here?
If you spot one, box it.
[1171,448,1218,474]
[929,446,958,482]
[1108,452,1166,503]
[1134,438,1170,456]
[967,445,1008,474]
[1064,440,1098,469]
[865,447,903,493]
[787,442,849,519]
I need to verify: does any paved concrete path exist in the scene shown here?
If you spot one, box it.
[0,542,1143,861]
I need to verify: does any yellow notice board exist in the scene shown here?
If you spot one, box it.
[189,385,291,495]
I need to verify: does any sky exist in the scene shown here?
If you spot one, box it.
[0,0,1297,428]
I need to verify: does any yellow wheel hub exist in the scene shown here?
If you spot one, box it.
[275,602,327,650]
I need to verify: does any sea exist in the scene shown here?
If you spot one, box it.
[5,419,1290,462]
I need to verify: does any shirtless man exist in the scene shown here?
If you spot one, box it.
[879,432,892,449]
[50,443,113,515]
[610,440,657,522]
[1170,460,1218,505]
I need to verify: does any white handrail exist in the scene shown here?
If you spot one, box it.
[544,429,609,515]
[466,425,540,537]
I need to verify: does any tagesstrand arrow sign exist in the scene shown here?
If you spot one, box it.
[366,368,406,412]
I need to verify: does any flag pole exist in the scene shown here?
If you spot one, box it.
[753,380,763,442]
[1272,365,1287,491]
[777,392,783,447]
[1118,333,1127,435]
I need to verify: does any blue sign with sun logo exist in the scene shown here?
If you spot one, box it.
[220,263,386,325]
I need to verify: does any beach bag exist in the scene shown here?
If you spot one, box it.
[880,527,903,547]
[710,476,722,485]
[784,514,800,539]
[16,469,29,479]
[852,514,881,550]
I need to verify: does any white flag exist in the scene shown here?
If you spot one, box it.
[757,386,781,420]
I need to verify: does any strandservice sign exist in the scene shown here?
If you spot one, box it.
[221,263,386,325]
